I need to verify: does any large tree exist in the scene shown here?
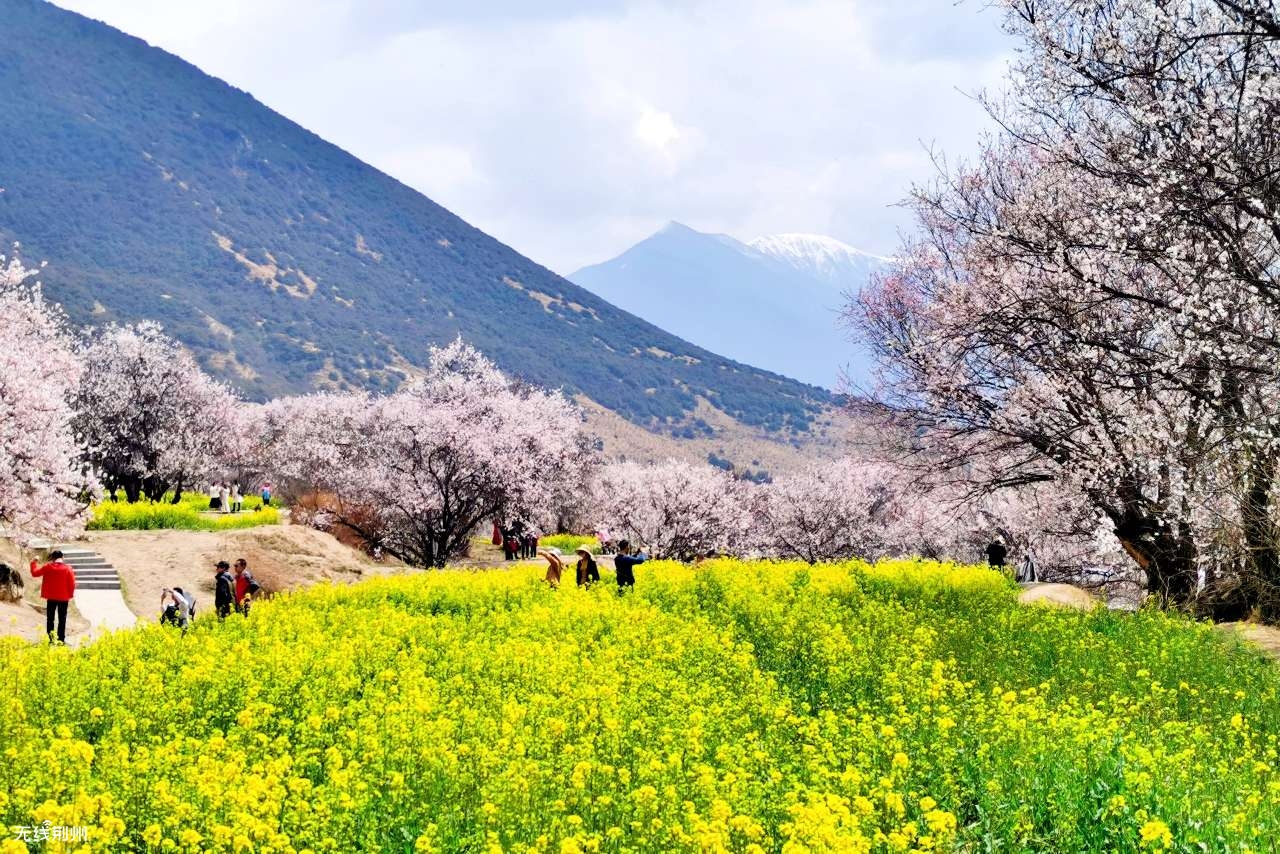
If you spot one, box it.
[590,460,747,561]
[0,249,96,542]
[750,458,899,564]
[852,0,1280,615]
[265,340,593,568]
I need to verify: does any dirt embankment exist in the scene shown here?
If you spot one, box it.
[81,526,408,620]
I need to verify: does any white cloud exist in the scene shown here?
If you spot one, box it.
[633,107,681,152]
[52,0,1012,273]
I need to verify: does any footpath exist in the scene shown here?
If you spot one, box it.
[31,542,138,642]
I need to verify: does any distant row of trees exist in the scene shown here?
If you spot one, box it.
[3,247,1100,574]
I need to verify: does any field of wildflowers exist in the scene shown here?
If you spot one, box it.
[1,559,1277,852]
[86,493,278,532]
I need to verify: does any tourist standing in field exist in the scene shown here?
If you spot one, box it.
[30,550,76,643]
[160,587,195,629]
[612,540,647,591]
[214,561,235,619]
[260,482,272,507]
[219,484,231,514]
[539,549,564,588]
[575,547,599,587]
[594,527,612,553]
[986,540,1008,568]
[209,483,222,511]
[233,559,259,615]
[230,484,243,513]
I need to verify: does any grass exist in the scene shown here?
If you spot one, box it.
[86,492,279,531]
[1,558,1277,851]
[539,533,602,554]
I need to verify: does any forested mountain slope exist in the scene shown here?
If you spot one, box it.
[0,0,829,433]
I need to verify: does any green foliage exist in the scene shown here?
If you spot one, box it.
[87,495,278,531]
[538,533,602,554]
[0,0,829,433]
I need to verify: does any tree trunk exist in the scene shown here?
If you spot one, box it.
[1240,457,1280,621]
[1108,507,1199,608]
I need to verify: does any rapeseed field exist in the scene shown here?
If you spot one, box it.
[1,560,1277,852]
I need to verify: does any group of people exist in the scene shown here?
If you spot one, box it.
[495,520,539,561]
[538,539,647,592]
[16,549,264,643]
[161,558,260,630]
[208,482,273,513]
[211,559,260,620]
[985,539,1041,583]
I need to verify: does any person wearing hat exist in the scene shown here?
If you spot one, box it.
[574,547,600,588]
[30,550,76,643]
[213,561,236,619]
[538,548,564,589]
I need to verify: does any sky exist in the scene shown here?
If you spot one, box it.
[53,0,1013,274]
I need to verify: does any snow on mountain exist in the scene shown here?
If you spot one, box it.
[569,223,888,390]
[749,233,890,288]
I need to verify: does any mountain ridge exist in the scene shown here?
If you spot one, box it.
[570,222,883,388]
[0,0,829,434]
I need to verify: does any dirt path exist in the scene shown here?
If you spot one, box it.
[1220,622,1280,661]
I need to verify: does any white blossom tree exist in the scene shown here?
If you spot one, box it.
[0,248,96,542]
[852,0,1280,616]
[264,340,594,567]
[74,322,238,502]
[751,458,900,563]
[590,459,748,560]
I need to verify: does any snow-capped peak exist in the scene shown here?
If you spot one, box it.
[748,233,891,286]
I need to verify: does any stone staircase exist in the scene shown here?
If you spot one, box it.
[55,546,121,591]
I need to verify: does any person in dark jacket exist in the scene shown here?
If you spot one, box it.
[612,540,648,591]
[30,551,76,643]
[986,540,1008,568]
[213,561,235,619]
[574,548,600,588]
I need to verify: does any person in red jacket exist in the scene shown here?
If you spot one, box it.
[30,550,76,643]
[232,558,259,616]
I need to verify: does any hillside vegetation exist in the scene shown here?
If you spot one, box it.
[2,560,1276,852]
[0,0,827,435]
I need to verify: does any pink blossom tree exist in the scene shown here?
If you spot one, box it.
[750,458,900,563]
[850,0,1280,615]
[74,322,238,502]
[0,248,96,542]
[590,459,747,560]
[264,340,594,567]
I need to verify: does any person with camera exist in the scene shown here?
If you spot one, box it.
[612,540,647,592]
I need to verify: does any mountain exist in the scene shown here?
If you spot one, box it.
[0,0,829,436]
[569,222,887,388]
[749,233,888,289]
